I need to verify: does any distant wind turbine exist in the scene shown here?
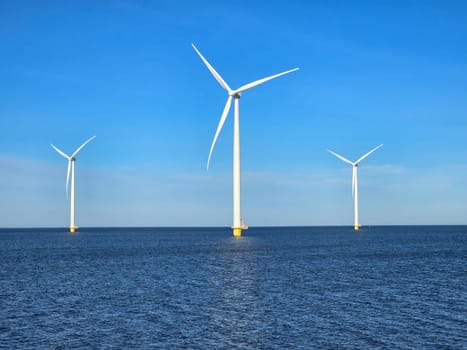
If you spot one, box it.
[51,136,96,233]
[328,144,383,231]
[193,44,299,236]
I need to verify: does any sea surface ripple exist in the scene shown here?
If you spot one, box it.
[0,226,466,349]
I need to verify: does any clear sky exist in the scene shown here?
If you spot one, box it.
[1,0,467,227]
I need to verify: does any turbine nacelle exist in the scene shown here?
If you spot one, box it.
[229,91,242,98]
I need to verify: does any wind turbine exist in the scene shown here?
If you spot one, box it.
[51,136,96,232]
[328,144,383,231]
[193,44,299,237]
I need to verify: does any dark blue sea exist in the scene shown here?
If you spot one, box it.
[0,226,466,349]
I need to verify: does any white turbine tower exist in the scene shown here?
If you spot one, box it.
[193,44,299,237]
[51,136,96,233]
[328,144,383,231]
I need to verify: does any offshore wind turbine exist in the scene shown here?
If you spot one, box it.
[328,144,383,231]
[193,44,299,237]
[51,136,96,233]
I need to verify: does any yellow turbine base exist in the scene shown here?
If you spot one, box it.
[354,225,360,231]
[233,228,243,237]
[70,226,78,233]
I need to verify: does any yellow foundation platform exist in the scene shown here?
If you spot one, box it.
[233,228,242,237]
[70,226,78,233]
[354,225,360,231]
[232,224,248,237]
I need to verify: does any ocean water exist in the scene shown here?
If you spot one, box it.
[0,226,466,349]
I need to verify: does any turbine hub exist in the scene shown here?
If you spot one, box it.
[230,92,241,99]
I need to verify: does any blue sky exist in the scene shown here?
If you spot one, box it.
[1,0,467,227]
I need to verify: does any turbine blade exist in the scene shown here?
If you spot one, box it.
[207,96,233,169]
[234,68,299,94]
[50,144,70,160]
[192,44,232,92]
[355,144,383,164]
[71,136,96,158]
[327,149,354,165]
[66,160,71,197]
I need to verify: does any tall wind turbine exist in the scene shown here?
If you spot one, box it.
[328,144,383,231]
[193,44,299,237]
[51,136,96,233]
